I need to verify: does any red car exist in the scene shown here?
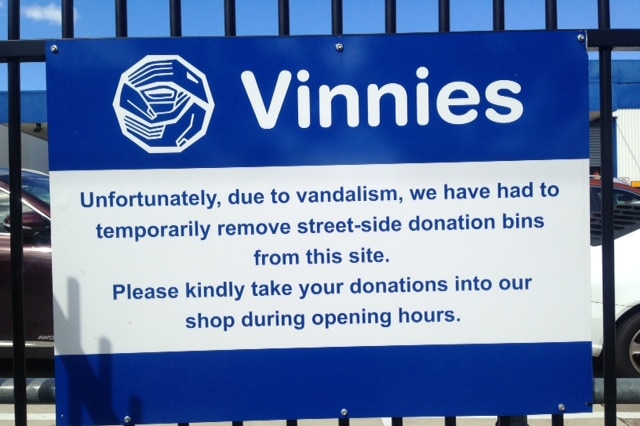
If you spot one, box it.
[0,169,53,362]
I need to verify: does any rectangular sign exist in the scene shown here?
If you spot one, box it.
[47,31,592,426]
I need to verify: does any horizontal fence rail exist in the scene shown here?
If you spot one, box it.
[1,378,640,406]
[0,378,55,405]
[1,28,639,63]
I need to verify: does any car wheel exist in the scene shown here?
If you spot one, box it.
[616,312,640,377]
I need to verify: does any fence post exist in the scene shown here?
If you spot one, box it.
[497,416,528,426]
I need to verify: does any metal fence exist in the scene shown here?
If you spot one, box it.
[2,1,640,426]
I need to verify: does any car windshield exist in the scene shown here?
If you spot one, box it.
[21,173,50,205]
[591,184,640,246]
[0,170,50,205]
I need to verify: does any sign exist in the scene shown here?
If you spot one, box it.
[47,32,592,426]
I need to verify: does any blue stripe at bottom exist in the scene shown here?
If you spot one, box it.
[55,342,593,426]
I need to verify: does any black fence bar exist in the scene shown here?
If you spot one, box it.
[597,1,616,426]
[61,0,74,38]
[6,377,640,405]
[170,0,183,37]
[444,417,456,426]
[224,0,236,37]
[332,0,343,36]
[497,416,509,426]
[600,45,617,426]
[385,0,396,34]
[0,26,630,56]
[278,0,290,36]
[587,29,640,49]
[551,414,563,426]
[493,0,505,30]
[545,0,557,30]
[7,2,26,426]
[439,0,450,32]
[115,0,128,37]
[8,62,27,426]
[0,40,46,62]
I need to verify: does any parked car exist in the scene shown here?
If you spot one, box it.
[590,177,640,377]
[0,168,53,361]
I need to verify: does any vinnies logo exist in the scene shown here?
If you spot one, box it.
[113,55,215,154]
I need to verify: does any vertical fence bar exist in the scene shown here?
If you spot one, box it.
[545,0,558,30]
[546,7,559,426]
[224,0,237,36]
[438,0,450,32]
[170,0,182,37]
[546,0,563,386]
[7,0,26,425]
[381,3,396,403]
[8,63,26,426]
[61,0,74,38]
[492,0,505,30]
[391,415,403,426]
[597,0,616,425]
[327,15,342,421]
[444,417,456,426]
[115,0,128,37]
[385,0,396,34]
[497,417,510,426]
[278,0,290,36]
[551,414,564,426]
[332,0,343,35]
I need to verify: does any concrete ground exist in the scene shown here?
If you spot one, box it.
[0,405,636,426]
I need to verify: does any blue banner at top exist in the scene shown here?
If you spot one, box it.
[46,31,588,171]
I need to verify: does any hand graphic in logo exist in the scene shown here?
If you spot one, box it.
[113,55,215,153]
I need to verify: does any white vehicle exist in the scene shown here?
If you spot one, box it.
[590,178,640,376]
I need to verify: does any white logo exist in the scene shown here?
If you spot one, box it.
[113,55,215,154]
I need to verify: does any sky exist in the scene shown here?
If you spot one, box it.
[0,0,639,90]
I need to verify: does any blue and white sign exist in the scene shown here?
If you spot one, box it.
[47,31,592,426]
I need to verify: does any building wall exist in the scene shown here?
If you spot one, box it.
[0,125,49,173]
[616,109,640,185]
